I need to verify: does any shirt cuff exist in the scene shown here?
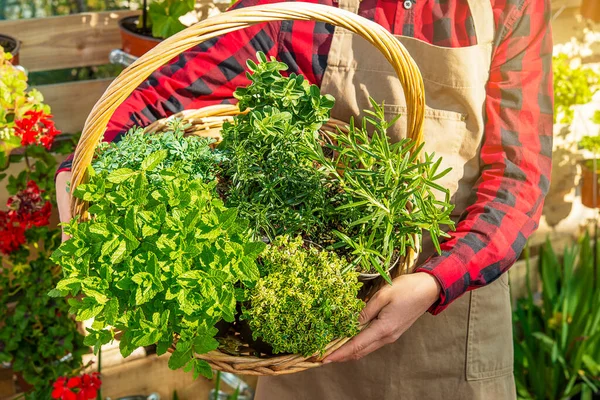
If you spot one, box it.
[414,252,469,315]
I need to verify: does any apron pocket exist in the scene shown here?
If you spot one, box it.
[466,274,514,381]
[382,104,469,203]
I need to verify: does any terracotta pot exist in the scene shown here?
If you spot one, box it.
[0,33,20,65]
[119,16,161,57]
[581,0,600,22]
[581,164,600,208]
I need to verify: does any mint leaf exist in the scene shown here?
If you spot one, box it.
[106,168,138,183]
[141,150,168,171]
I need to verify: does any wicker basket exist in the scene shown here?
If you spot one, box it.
[70,2,425,376]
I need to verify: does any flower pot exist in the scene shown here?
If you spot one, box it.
[581,164,600,208]
[0,33,20,65]
[119,16,161,58]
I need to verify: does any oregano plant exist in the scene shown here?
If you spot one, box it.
[219,52,339,240]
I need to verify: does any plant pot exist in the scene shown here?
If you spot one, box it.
[0,33,20,65]
[581,164,600,208]
[119,16,161,58]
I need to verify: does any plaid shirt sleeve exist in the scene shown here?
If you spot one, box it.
[415,0,554,314]
[55,0,283,177]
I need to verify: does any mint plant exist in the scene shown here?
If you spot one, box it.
[51,144,265,379]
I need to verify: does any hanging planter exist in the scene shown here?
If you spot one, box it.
[0,33,20,65]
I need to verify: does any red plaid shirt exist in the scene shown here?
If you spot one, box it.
[58,0,553,314]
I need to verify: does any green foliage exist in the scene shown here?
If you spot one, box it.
[93,119,224,183]
[219,52,337,240]
[0,133,84,398]
[580,135,600,155]
[148,0,195,39]
[51,142,265,379]
[242,236,363,357]
[513,236,600,399]
[553,54,600,124]
[0,254,87,399]
[304,100,454,282]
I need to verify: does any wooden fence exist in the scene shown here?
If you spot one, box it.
[0,10,138,134]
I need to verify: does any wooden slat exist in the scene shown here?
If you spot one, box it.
[36,78,112,134]
[0,10,138,72]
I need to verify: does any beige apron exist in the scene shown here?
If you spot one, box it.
[256,0,515,398]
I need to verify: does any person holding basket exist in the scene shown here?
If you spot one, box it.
[55,0,552,398]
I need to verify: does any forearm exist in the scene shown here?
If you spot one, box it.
[415,0,553,314]
[55,170,72,241]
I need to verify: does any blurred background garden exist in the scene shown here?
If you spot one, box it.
[0,0,600,399]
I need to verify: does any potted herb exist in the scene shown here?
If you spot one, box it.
[0,34,20,65]
[119,0,220,57]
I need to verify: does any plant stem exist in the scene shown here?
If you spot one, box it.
[97,347,102,400]
[142,0,148,31]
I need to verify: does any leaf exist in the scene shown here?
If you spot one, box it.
[141,150,168,171]
[84,328,113,354]
[56,277,82,293]
[218,208,237,229]
[244,241,266,259]
[104,298,119,325]
[75,299,104,321]
[192,334,219,355]
[110,240,127,264]
[106,168,138,183]
[238,257,260,282]
[168,340,193,370]
[119,332,138,358]
[192,359,213,380]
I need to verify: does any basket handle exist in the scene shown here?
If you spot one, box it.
[71,2,425,215]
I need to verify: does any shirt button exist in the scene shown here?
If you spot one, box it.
[403,0,413,10]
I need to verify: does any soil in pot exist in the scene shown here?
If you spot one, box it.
[119,16,161,58]
[0,34,20,65]
[581,164,600,208]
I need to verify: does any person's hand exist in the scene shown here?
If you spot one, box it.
[55,171,72,242]
[323,272,441,363]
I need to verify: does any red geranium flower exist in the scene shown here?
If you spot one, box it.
[51,376,77,400]
[51,373,101,400]
[7,180,52,229]
[0,210,26,255]
[77,373,101,400]
[14,110,61,150]
[0,181,52,254]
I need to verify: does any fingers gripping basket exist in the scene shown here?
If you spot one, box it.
[70,2,425,376]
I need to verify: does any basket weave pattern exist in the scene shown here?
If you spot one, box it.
[71,3,425,376]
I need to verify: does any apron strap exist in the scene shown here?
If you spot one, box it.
[337,0,494,45]
[337,0,360,14]
[465,0,495,45]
